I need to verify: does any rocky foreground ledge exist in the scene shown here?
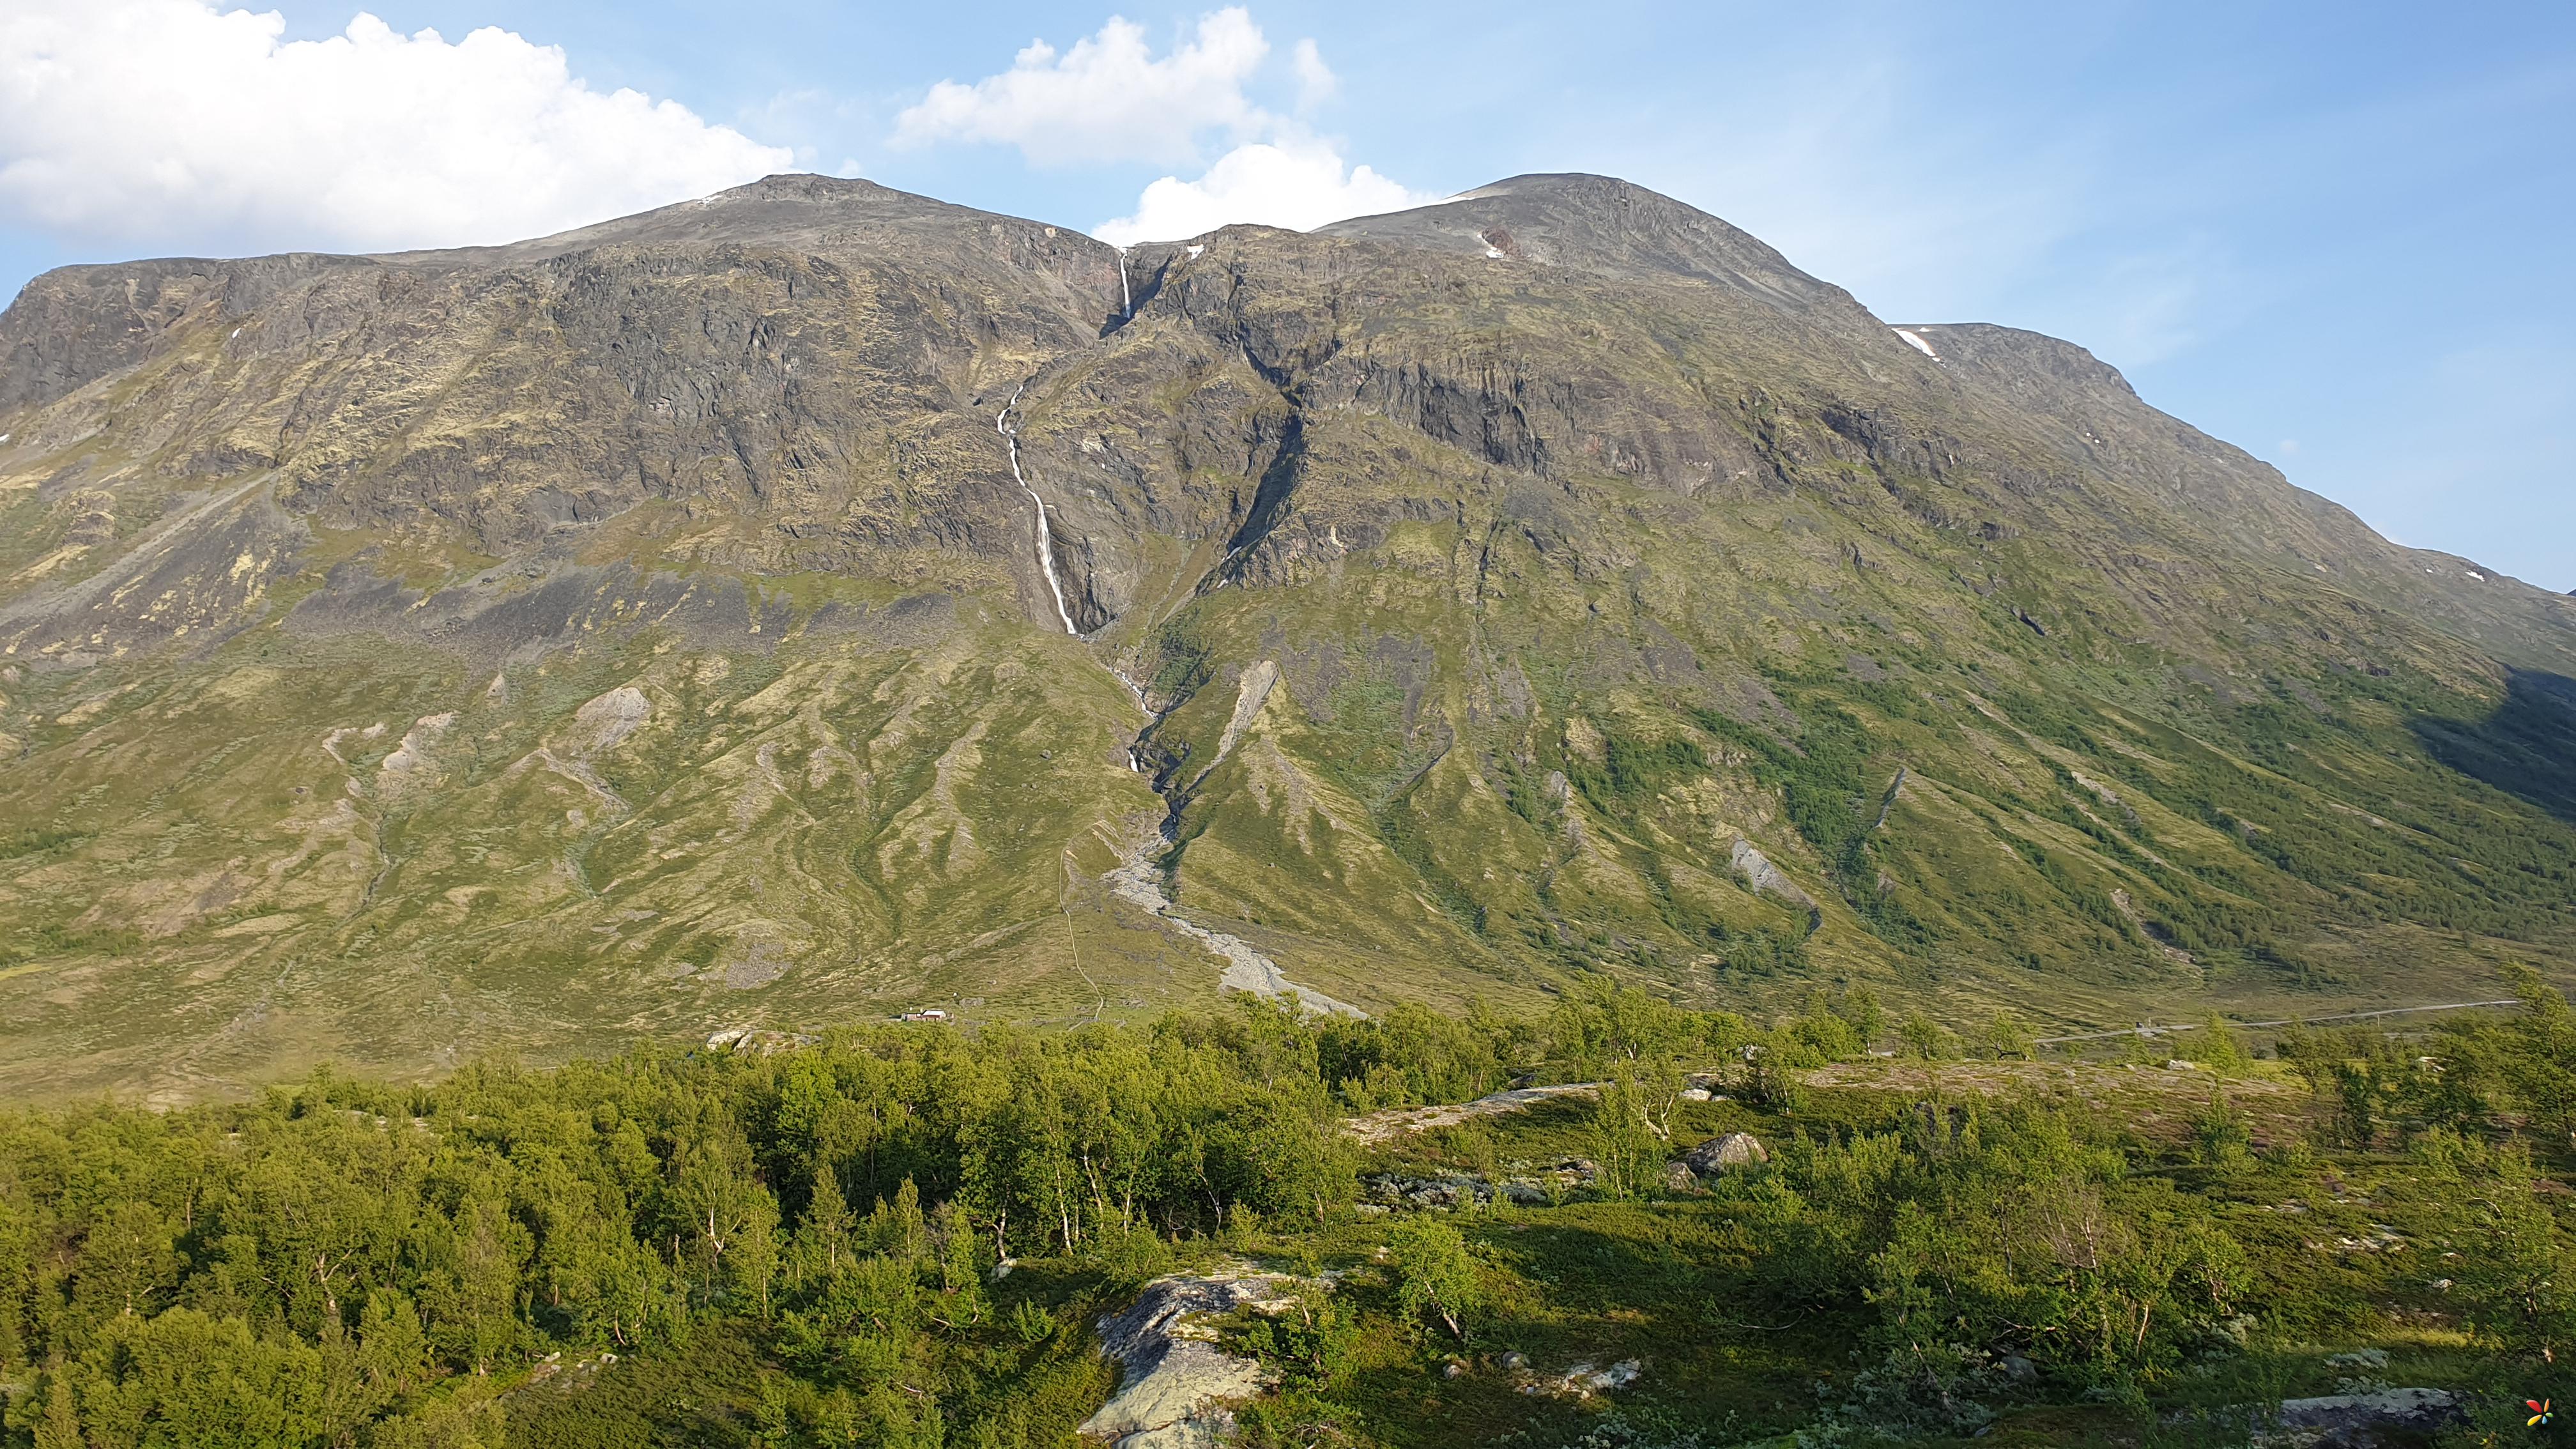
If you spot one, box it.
[1078,1268,1299,1449]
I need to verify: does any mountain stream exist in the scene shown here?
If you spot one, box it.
[997,368,1360,1017]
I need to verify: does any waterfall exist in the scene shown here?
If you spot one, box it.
[996,385,1080,636]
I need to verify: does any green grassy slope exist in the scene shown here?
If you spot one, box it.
[0,174,2568,1099]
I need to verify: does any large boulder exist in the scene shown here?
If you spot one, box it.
[2271,1388,2463,1447]
[1682,1132,1768,1178]
[1080,1270,1298,1448]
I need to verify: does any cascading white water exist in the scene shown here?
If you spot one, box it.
[993,357,1360,1016]
[996,385,1080,635]
[1115,246,1131,319]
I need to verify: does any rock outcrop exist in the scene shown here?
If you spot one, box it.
[2269,1388,2463,1446]
[1680,1132,1768,1179]
[1344,1083,1604,1146]
[1079,1269,1298,1449]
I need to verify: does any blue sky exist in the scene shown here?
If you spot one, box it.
[2,1,2567,588]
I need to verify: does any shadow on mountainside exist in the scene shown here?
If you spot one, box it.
[2412,669,2576,824]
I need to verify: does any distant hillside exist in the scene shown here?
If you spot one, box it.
[0,172,2568,1101]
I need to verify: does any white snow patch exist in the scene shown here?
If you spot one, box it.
[2466,570,2485,581]
[1892,328,1941,361]
[1484,245,1505,259]
[1186,243,1204,258]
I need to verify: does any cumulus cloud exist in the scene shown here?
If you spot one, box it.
[0,0,792,253]
[893,9,1271,167]
[1289,39,1337,111]
[895,10,1427,246]
[1096,137,1429,245]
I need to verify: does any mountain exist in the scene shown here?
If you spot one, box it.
[1,172,2569,1103]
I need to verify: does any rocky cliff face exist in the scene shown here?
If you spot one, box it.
[0,172,2568,1101]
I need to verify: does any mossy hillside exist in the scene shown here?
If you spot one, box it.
[1030,237,2576,1005]
[1,176,2573,1098]
[3,450,2566,1099]
[0,605,1223,1101]
[1105,417,2575,1025]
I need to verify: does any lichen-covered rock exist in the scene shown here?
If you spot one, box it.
[2268,1388,2462,1446]
[1683,1132,1768,1177]
[1542,1360,1642,1398]
[1360,1169,1565,1209]
[1079,1270,1296,1448]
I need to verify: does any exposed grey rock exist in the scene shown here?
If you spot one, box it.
[1361,1156,1597,1211]
[1363,1172,1543,1209]
[1343,1082,1604,1145]
[1682,1132,1768,1177]
[1549,1360,1642,1397]
[1080,1270,1298,1449]
[1103,826,1360,1017]
[1728,838,1816,910]
[2266,1388,2462,1446]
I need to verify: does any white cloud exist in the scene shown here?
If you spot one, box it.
[1289,40,1337,111]
[895,10,1427,247]
[1095,137,1430,245]
[893,10,1271,167]
[0,1,792,253]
